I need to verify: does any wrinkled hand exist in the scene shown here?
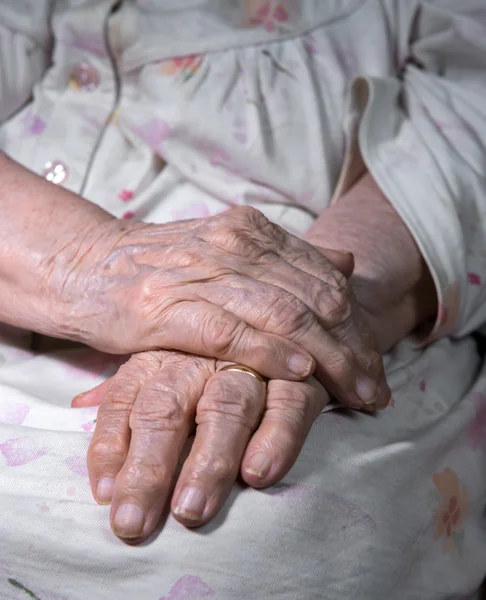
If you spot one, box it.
[72,350,330,543]
[60,208,389,409]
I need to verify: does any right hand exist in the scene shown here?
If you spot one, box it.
[73,349,333,542]
[51,206,389,409]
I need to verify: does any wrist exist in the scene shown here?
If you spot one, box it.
[0,153,115,338]
[304,173,437,351]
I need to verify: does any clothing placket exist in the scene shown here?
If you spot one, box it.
[78,0,124,197]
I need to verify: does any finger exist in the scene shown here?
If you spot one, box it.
[313,247,355,279]
[171,368,266,527]
[241,377,328,487]
[193,276,376,409]
[87,354,163,506]
[208,211,388,407]
[109,356,212,542]
[251,259,389,409]
[145,300,315,381]
[263,236,390,406]
[71,379,110,408]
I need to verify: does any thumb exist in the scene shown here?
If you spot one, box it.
[71,379,110,408]
[313,246,355,278]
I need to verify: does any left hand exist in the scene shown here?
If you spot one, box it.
[72,350,330,543]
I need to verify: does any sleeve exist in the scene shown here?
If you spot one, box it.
[353,0,486,340]
[0,0,52,123]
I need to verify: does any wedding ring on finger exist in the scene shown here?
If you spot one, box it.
[219,364,268,388]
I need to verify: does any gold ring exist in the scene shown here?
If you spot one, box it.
[219,364,267,387]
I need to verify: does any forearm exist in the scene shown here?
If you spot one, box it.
[304,173,437,352]
[0,152,114,336]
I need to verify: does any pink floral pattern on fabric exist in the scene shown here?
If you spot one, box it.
[159,55,204,82]
[118,189,134,202]
[467,392,486,454]
[131,118,172,152]
[62,25,106,57]
[467,272,481,285]
[0,403,30,425]
[65,456,89,477]
[247,0,289,32]
[433,468,468,554]
[159,575,215,599]
[21,110,46,136]
[0,436,46,467]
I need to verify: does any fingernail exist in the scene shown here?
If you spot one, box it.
[245,452,271,479]
[96,477,115,504]
[334,249,353,255]
[113,504,145,539]
[356,375,377,405]
[375,383,392,411]
[288,354,314,377]
[173,487,206,520]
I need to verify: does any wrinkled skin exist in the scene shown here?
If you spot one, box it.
[61,206,388,409]
[74,350,332,543]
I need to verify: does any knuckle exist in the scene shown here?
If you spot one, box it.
[201,313,247,356]
[327,346,357,384]
[256,291,313,337]
[88,435,127,468]
[193,451,237,481]
[320,283,353,327]
[121,463,168,496]
[199,378,261,425]
[232,205,267,227]
[136,277,172,323]
[130,388,185,432]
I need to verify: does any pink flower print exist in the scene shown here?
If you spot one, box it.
[209,148,231,168]
[0,436,46,467]
[304,34,318,55]
[81,419,97,432]
[122,211,136,220]
[172,202,211,221]
[419,380,426,392]
[433,467,468,554]
[248,1,289,32]
[0,402,30,425]
[134,118,172,152]
[63,25,106,57]
[159,575,215,600]
[232,116,247,145]
[118,189,134,202]
[159,55,204,81]
[65,456,89,477]
[21,109,46,136]
[467,392,486,453]
[467,272,481,285]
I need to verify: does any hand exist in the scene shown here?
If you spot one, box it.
[304,173,438,353]
[59,208,389,409]
[0,155,389,409]
[72,350,330,543]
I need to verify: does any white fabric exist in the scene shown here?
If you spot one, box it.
[0,1,486,598]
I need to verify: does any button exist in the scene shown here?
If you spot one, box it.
[69,63,100,91]
[43,161,68,185]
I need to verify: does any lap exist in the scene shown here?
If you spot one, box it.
[0,330,485,600]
